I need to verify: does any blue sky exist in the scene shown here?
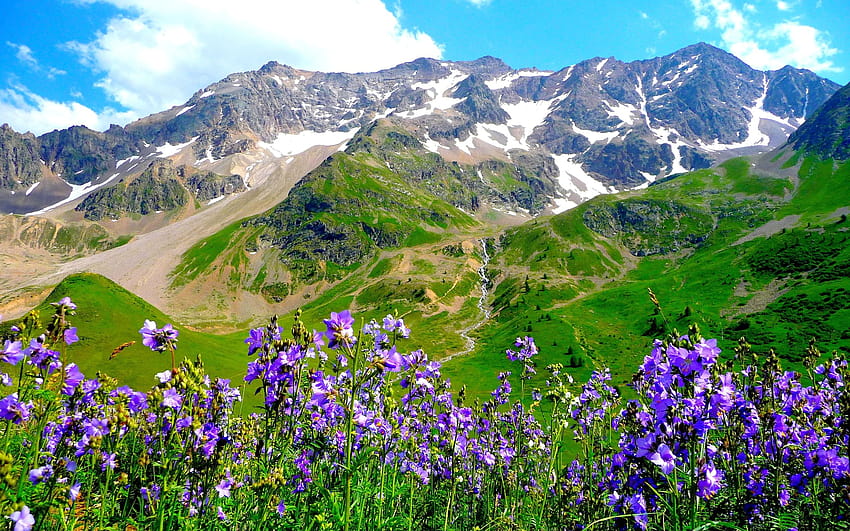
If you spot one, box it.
[1,0,847,135]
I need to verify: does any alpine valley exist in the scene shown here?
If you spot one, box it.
[1,42,848,394]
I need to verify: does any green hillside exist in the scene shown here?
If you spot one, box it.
[453,153,850,396]
[6,273,254,406]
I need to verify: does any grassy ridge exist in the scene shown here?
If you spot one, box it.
[12,273,255,407]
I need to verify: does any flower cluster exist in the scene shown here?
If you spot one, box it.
[557,330,850,530]
[1,299,848,531]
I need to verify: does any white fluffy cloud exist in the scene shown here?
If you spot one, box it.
[4,0,442,135]
[689,0,841,74]
[68,0,443,121]
[0,83,135,135]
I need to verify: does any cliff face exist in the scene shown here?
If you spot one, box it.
[0,125,42,190]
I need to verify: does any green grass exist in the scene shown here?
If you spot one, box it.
[8,273,258,409]
[170,220,250,287]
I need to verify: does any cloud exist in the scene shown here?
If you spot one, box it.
[6,42,66,79]
[466,0,492,5]
[689,0,841,74]
[61,0,443,127]
[0,83,136,135]
[639,11,667,39]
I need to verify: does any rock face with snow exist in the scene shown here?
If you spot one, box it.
[0,43,840,217]
[788,81,850,161]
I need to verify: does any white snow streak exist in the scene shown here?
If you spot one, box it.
[258,129,356,157]
[702,74,772,152]
[572,123,618,144]
[25,172,122,216]
[485,70,552,90]
[503,98,560,145]
[604,101,638,126]
[175,105,194,117]
[25,182,39,196]
[404,70,468,118]
[551,153,616,214]
[156,137,197,158]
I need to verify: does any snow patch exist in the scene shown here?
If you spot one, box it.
[175,105,194,117]
[116,155,139,168]
[702,74,773,152]
[604,101,638,126]
[207,195,226,206]
[25,182,39,196]
[596,58,609,72]
[552,154,617,209]
[485,69,551,90]
[258,129,357,157]
[572,123,618,144]
[156,137,197,158]
[404,70,468,117]
[422,135,447,154]
[200,90,214,98]
[502,97,561,146]
[551,197,579,214]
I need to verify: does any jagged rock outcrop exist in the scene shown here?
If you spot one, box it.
[75,160,188,220]
[0,125,42,190]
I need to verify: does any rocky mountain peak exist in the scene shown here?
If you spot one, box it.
[0,44,842,217]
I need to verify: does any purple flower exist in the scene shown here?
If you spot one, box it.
[161,388,183,409]
[62,364,85,396]
[69,482,81,501]
[697,463,724,499]
[649,443,677,475]
[0,393,31,424]
[377,346,404,372]
[322,311,356,349]
[9,505,34,531]
[28,465,52,485]
[216,478,232,498]
[506,336,538,361]
[52,297,77,310]
[1,340,23,365]
[63,327,79,346]
[244,328,264,355]
[102,452,117,471]
[139,320,178,352]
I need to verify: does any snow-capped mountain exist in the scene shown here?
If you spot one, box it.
[0,43,839,216]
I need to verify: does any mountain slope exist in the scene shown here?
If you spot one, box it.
[788,81,850,160]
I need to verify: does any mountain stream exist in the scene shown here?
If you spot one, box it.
[443,238,492,363]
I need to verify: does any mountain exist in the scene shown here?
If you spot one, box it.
[1,43,849,401]
[788,81,850,160]
[0,43,839,220]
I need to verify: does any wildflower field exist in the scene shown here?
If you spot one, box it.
[0,297,848,530]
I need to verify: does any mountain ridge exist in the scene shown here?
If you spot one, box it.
[0,42,839,219]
